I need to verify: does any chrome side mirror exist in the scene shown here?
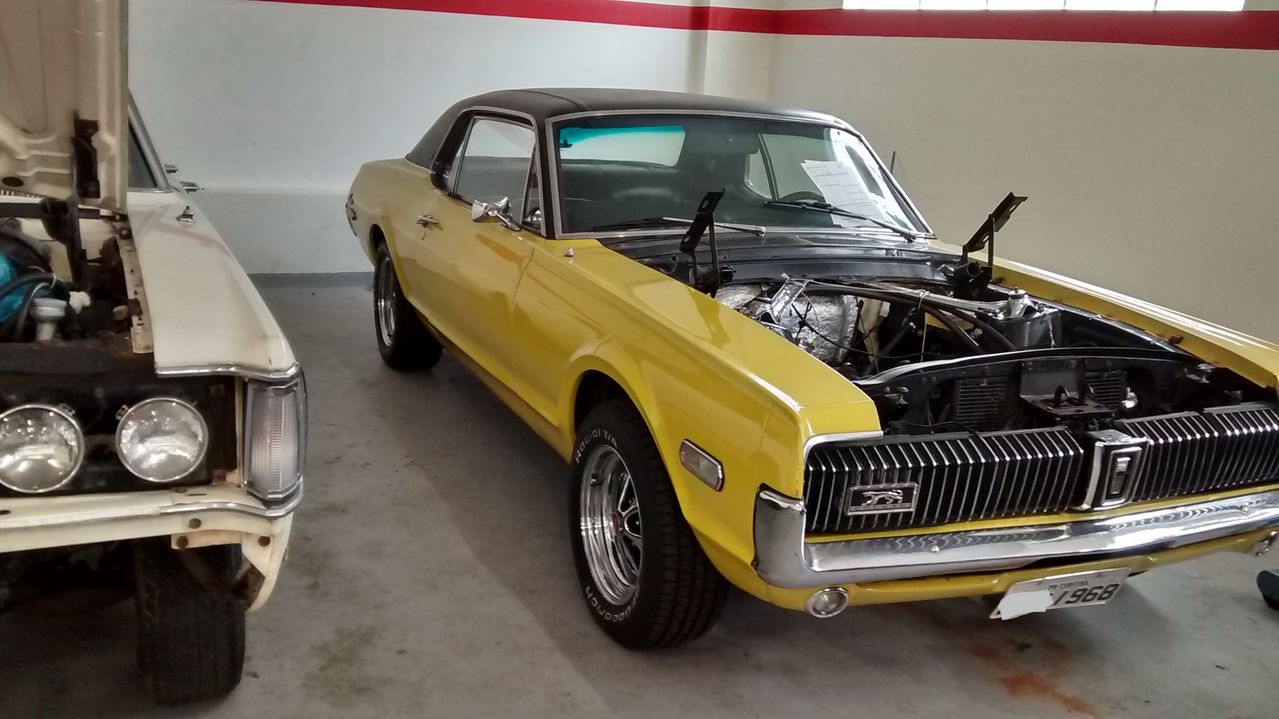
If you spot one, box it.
[470,197,520,231]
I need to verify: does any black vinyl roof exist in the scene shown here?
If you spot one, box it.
[460,88,840,125]
[405,87,845,169]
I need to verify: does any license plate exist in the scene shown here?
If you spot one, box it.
[991,568,1130,620]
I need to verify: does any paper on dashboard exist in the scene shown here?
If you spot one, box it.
[800,160,881,228]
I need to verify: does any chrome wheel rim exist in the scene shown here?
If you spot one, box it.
[376,255,397,347]
[579,444,642,605]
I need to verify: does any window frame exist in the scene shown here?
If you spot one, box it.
[435,110,546,236]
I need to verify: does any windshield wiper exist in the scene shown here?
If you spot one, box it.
[591,216,765,236]
[763,199,919,242]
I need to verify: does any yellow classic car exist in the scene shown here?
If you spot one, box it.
[347,88,1279,648]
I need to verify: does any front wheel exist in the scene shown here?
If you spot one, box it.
[134,541,245,704]
[570,400,728,649]
[374,244,442,370]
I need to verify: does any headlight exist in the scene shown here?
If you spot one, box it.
[115,398,209,482]
[0,404,85,493]
[244,377,306,501]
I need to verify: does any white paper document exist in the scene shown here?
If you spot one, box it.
[800,160,882,227]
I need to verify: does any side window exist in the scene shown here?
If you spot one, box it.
[453,117,536,221]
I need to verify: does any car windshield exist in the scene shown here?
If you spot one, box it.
[551,115,925,238]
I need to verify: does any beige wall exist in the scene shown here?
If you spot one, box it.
[767,35,1279,341]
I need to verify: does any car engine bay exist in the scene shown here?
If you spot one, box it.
[0,198,136,349]
[713,274,1270,436]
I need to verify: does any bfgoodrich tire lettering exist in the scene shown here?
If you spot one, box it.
[570,399,729,649]
[374,243,443,371]
[134,541,246,704]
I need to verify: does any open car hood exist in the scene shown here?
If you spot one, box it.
[0,0,127,212]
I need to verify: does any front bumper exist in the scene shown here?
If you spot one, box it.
[0,482,301,610]
[753,487,1279,589]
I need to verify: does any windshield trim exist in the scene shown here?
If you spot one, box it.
[542,109,933,241]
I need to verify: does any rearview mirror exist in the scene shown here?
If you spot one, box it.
[470,197,520,231]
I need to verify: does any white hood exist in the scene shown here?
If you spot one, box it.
[0,0,127,211]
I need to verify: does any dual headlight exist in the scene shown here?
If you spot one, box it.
[0,379,304,500]
[0,399,208,494]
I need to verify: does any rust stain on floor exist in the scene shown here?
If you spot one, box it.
[967,636,1097,717]
[999,672,1097,717]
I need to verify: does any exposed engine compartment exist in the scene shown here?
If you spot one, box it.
[0,199,135,348]
[716,277,1268,436]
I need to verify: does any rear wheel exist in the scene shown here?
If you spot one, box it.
[374,243,442,370]
[570,400,728,649]
[134,541,245,704]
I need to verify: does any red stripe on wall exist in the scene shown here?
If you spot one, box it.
[253,1,1279,51]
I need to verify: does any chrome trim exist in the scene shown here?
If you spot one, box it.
[542,108,933,241]
[155,361,302,383]
[0,482,302,534]
[803,430,884,462]
[753,487,1279,588]
[128,96,173,193]
[0,404,86,494]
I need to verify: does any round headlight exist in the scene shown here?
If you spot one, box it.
[116,398,209,483]
[0,404,85,494]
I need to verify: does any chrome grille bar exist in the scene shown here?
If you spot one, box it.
[804,427,1086,534]
[1116,403,1279,502]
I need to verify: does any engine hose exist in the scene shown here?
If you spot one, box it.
[0,273,57,304]
[930,307,983,354]
[809,284,1014,352]
[8,282,46,341]
[942,306,1019,352]
[0,274,57,341]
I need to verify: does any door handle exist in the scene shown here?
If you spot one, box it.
[416,214,439,227]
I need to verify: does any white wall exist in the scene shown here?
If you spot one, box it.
[129,0,726,272]
[767,34,1279,339]
[129,0,1278,343]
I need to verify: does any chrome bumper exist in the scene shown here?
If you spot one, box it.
[753,487,1279,588]
[0,483,301,554]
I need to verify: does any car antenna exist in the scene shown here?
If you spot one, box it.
[678,190,726,296]
[959,192,1027,295]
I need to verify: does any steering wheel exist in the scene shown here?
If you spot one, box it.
[777,190,826,204]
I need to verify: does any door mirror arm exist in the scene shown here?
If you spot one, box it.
[470,198,520,231]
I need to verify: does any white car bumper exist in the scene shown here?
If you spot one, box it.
[0,483,301,610]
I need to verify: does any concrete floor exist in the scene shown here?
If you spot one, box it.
[2,279,1276,718]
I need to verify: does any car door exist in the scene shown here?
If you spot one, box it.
[411,114,540,380]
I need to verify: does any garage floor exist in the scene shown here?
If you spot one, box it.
[3,278,1275,718]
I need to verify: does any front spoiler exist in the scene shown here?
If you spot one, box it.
[753,487,1279,589]
[0,483,301,610]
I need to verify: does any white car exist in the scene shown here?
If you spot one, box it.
[0,0,304,704]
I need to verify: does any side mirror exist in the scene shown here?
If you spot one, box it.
[470,197,520,231]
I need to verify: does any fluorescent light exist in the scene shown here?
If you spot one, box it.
[920,0,986,8]
[856,0,922,8]
[988,0,1065,8]
[1065,0,1155,9]
[1155,0,1243,10]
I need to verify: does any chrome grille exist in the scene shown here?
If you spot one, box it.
[804,428,1085,534]
[1116,403,1279,502]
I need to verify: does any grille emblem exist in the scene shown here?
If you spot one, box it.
[1078,429,1150,510]
[845,482,918,515]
